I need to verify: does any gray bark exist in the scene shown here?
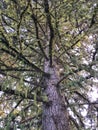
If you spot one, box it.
[42,60,70,130]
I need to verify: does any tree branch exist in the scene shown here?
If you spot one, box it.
[43,0,54,66]
[31,13,48,60]
[0,47,49,77]
[1,32,50,77]
[0,70,41,88]
[0,84,43,102]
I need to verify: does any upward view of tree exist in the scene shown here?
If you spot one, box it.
[0,0,98,130]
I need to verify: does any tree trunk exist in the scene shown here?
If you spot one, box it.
[42,60,70,130]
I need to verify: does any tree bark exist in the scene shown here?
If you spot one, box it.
[42,60,70,130]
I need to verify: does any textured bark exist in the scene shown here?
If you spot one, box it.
[42,60,70,130]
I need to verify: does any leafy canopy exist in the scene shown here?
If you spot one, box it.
[0,0,98,129]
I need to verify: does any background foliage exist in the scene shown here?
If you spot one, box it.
[0,0,98,129]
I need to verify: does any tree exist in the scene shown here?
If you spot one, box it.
[0,0,98,130]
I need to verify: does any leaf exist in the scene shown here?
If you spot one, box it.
[77,41,81,47]
[13,109,20,115]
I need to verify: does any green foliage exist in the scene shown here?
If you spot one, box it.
[0,0,98,130]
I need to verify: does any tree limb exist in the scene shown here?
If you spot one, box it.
[43,0,54,66]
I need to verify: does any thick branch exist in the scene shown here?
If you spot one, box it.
[0,47,49,77]
[74,91,90,103]
[0,84,42,101]
[43,0,54,66]
[69,116,80,130]
[0,68,37,72]
[57,64,92,86]
[57,68,82,86]
[0,70,42,90]
[31,13,48,60]
[16,0,30,51]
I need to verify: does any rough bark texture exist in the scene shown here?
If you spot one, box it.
[42,60,70,130]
